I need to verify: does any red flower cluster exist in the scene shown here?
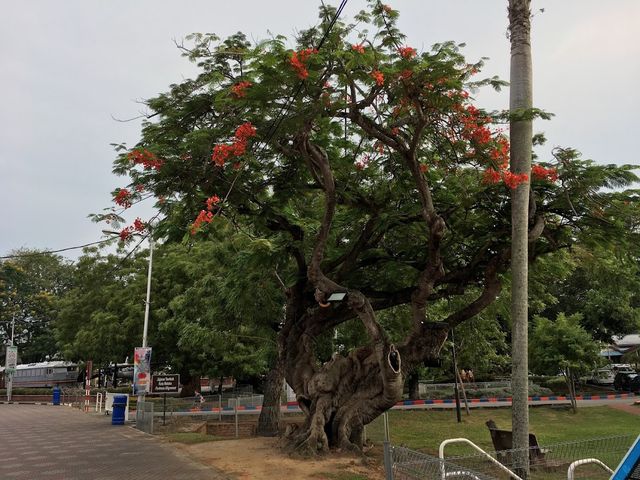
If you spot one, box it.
[191,210,214,235]
[127,149,163,170]
[502,171,529,189]
[531,164,559,182]
[119,217,146,241]
[351,43,365,54]
[419,163,428,173]
[370,69,384,86]
[206,194,221,211]
[114,188,131,208]
[211,122,257,167]
[382,4,393,13]
[231,81,252,98]
[398,46,417,59]
[460,105,492,146]
[482,168,528,190]
[289,48,318,79]
[489,137,510,169]
[135,184,145,192]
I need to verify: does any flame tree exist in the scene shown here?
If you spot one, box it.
[99,2,638,454]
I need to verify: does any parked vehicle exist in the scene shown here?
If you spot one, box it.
[0,361,79,388]
[613,371,637,391]
[589,364,634,385]
[630,375,640,393]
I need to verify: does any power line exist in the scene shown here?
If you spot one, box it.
[0,240,113,260]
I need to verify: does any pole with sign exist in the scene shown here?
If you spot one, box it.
[152,374,179,425]
[5,345,17,402]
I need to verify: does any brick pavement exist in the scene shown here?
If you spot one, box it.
[0,404,228,480]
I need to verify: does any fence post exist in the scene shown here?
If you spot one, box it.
[235,397,239,438]
[219,394,222,422]
[383,440,394,480]
[383,411,390,442]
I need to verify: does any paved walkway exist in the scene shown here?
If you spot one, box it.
[0,404,227,480]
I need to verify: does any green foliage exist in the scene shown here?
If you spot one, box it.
[529,313,600,377]
[0,251,74,363]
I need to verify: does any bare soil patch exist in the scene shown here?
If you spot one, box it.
[172,437,385,480]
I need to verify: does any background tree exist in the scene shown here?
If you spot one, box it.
[97,1,638,453]
[529,312,599,412]
[0,251,73,363]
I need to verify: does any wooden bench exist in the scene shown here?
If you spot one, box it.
[486,420,548,467]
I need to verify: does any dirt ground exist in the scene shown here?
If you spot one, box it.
[173,437,385,480]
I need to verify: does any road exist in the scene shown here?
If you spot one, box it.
[0,404,227,480]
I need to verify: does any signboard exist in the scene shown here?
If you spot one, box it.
[611,435,640,480]
[133,347,152,394]
[152,374,180,393]
[5,346,17,374]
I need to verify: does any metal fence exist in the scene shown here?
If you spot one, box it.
[385,434,635,479]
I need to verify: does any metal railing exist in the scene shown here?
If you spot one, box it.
[385,434,636,479]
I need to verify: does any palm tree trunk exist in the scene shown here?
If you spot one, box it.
[509,0,533,477]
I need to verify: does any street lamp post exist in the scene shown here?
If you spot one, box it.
[138,234,154,419]
[102,228,154,421]
[7,317,15,402]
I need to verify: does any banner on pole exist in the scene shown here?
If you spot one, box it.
[5,346,17,374]
[133,347,152,394]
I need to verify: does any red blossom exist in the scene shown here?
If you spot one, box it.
[114,189,132,208]
[211,122,257,167]
[502,171,529,190]
[234,122,257,142]
[382,4,393,13]
[370,69,384,86]
[398,46,417,59]
[119,228,132,241]
[351,43,365,54]
[482,168,501,185]
[231,81,252,98]
[212,144,234,167]
[127,149,163,170]
[133,217,145,232]
[191,209,214,235]
[135,184,145,192]
[206,195,221,211]
[391,127,400,135]
[531,164,559,182]
[289,48,318,80]
[419,164,428,173]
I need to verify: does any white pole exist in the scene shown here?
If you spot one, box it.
[138,234,154,420]
[7,317,15,402]
[142,235,154,349]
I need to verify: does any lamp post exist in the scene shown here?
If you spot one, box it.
[102,228,154,418]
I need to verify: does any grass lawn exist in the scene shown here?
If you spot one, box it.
[365,406,640,456]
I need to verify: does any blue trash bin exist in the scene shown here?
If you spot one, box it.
[52,387,61,406]
[112,395,128,425]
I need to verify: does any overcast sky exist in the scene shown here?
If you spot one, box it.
[1,1,638,261]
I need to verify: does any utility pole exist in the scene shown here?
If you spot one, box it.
[7,316,16,402]
[137,234,154,419]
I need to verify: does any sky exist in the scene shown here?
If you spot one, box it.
[1,0,638,261]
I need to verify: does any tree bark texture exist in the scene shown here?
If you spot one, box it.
[257,359,284,436]
[509,0,533,477]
